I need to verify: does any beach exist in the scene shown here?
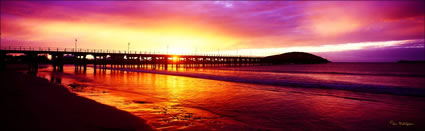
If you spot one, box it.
[1,63,424,130]
[0,70,154,131]
[27,64,425,130]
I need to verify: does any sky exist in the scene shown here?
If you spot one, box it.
[1,1,424,62]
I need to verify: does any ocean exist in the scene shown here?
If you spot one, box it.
[35,63,424,130]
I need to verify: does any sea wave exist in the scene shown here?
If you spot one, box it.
[215,69,425,78]
[111,68,425,97]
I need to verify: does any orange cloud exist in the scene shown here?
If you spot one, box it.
[1,1,423,60]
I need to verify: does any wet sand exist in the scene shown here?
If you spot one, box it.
[0,71,154,131]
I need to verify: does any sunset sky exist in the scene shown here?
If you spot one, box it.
[1,1,424,62]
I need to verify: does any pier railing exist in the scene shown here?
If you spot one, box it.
[0,46,261,58]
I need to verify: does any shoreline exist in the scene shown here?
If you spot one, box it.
[0,71,154,131]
